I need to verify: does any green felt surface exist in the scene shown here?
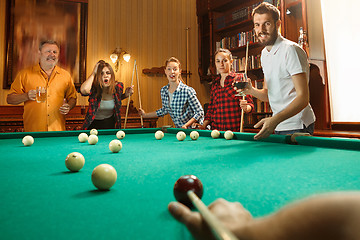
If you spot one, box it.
[0,128,359,240]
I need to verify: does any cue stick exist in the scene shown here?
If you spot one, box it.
[186,27,190,85]
[240,41,249,133]
[187,191,239,240]
[124,60,137,129]
[135,61,144,128]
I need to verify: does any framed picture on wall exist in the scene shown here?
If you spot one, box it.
[3,0,88,89]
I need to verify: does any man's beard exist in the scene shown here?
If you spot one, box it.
[257,30,278,46]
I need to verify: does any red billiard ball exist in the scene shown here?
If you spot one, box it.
[173,175,203,208]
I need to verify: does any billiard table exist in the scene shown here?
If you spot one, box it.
[0,128,359,240]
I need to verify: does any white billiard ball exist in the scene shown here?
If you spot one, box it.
[78,133,89,143]
[65,152,85,172]
[224,130,234,140]
[22,135,34,146]
[155,130,164,140]
[109,139,122,153]
[90,129,98,136]
[88,134,98,145]
[176,131,186,141]
[116,130,125,139]
[211,130,220,139]
[190,131,199,140]
[91,164,117,190]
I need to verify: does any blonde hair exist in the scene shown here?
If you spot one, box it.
[165,57,185,84]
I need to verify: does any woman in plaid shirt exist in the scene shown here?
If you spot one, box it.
[80,60,133,129]
[139,57,204,128]
[199,48,254,132]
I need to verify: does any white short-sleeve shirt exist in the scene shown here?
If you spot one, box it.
[261,35,315,131]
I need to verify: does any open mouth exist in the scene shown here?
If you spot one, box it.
[258,32,269,39]
[46,56,56,61]
[104,79,109,84]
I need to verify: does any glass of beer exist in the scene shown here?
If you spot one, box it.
[36,86,47,103]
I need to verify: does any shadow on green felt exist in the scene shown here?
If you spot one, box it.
[49,171,86,176]
[72,189,114,198]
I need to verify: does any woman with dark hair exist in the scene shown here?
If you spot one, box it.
[80,60,133,129]
[198,48,254,132]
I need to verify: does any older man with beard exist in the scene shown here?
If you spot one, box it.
[237,2,315,140]
[7,40,77,132]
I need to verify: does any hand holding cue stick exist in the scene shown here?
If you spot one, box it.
[124,60,137,129]
[135,61,144,128]
[240,41,249,132]
[187,191,239,240]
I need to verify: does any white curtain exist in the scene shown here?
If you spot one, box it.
[320,0,360,122]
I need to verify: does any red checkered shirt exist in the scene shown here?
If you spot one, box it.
[82,82,124,130]
[205,72,254,132]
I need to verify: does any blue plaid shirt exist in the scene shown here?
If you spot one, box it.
[156,81,204,128]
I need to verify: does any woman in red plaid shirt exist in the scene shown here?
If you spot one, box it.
[80,60,134,129]
[199,49,254,132]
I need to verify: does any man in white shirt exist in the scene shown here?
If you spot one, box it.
[238,2,315,140]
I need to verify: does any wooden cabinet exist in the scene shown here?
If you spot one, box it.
[0,101,158,132]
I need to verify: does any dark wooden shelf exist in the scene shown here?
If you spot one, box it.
[228,42,261,52]
[210,0,259,12]
[214,19,253,33]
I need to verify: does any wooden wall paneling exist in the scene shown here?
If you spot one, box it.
[0,0,209,129]
[0,0,9,105]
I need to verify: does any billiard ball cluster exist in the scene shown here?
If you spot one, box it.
[156,129,234,142]
[65,151,117,190]
[21,128,232,194]
[210,129,234,140]
[64,128,125,190]
[155,130,201,141]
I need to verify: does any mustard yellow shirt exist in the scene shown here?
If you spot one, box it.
[9,64,77,132]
